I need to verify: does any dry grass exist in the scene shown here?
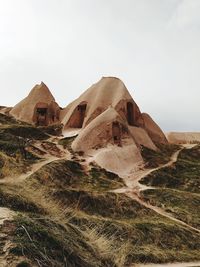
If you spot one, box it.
[1,120,200,266]
[83,226,133,267]
[0,151,31,179]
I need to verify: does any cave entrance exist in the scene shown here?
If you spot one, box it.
[112,122,121,146]
[36,108,48,126]
[127,102,134,126]
[76,104,87,128]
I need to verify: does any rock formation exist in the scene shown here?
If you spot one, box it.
[8,77,168,172]
[59,77,167,173]
[166,132,200,144]
[61,77,167,151]
[60,77,144,129]
[142,113,167,144]
[10,82,61,126]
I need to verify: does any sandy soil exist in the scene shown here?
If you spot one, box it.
[92,143,143,175]
[0,207,13,226]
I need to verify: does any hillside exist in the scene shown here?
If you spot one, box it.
[0,112,200,267]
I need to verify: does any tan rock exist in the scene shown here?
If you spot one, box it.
[63,77,167,152]
[166,132,200,144]
[9,77,167,155]
[61,77,144,129]
[128,126,157,150]
[10,82,60,125]
[72,107,133,152]
[142,113,168,144]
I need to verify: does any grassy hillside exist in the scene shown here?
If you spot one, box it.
[141,145,200,232]
[0,115,200,266]
[141,143,180,168]
[141,145,200,193]
[1,158,200,266]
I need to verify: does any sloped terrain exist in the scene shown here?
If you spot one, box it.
[0,113,199,267]
[141,145,200,230]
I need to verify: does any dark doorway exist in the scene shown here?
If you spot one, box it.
[127,102,134,125]
[112,122,121,146]
[36,108,48,126]
[77,104,87,128]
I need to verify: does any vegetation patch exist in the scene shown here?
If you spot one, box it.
[141,143,180,168]
[39,123,63,136]
[142,188,200,229]
[10,189,200,267]
[28,159,124,192]
[140,146,200,193]
[0,113,22,125]
[0,125,49,140]
[12,213,116,267]
[0,151,30,178]
[0,124,48,160]
[179,145,200,163]
[58,135,77,149]
[0,185,44,213]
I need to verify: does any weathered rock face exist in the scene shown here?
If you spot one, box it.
[62,77,167,153]
[10,82,60,126]
[9,77,167,157]
[5,76,168,175]
[72,107,132,152]
[142,113,168,144]
[61,77,144,129]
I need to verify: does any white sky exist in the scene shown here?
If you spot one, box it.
[0,0,200,131]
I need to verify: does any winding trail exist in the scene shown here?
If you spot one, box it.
[0,156,61,185]
[0,139,70,185]
[0,135,199,265]
[1,141,198,234]
[113,144,200,234]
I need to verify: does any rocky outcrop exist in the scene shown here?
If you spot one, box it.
[62,77,167,152]
[10,82,61,126]
[142,113,168,144]
[9,77,167,153]
[61,77,144,129]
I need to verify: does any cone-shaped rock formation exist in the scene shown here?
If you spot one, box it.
[10,82,61,126]
[61,77,144,129]
[61,77,167,152]
[6,76,168,174]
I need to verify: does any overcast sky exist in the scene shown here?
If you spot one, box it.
[0,0,199,131]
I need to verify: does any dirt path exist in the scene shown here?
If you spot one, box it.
[0,137,72,185]
[0,141,70,185]
[118,148,182,191]
[112,145,200,234]
[0,156,61,185]
[126,190,200,233]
